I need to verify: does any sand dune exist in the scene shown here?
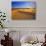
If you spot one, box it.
[12,8,36,20]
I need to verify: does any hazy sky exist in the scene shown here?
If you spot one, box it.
[12,0,31,1]
[12,2,36,8]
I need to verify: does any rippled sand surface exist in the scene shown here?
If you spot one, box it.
[12,8,36,20]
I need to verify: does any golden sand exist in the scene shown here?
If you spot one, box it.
[12,8,36,20]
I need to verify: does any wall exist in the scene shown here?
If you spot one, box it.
[0,0,46,46]
[0,0,46,27]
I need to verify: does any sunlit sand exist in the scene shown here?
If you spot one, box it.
[12,8,36,20]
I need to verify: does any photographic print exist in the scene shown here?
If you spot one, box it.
[12,1,36,20]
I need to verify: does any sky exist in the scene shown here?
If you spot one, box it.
[12,1,36,8]
[12,0,32,1]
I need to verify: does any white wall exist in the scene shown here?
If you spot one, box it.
[0,0,46,27]
[0,1,46,46]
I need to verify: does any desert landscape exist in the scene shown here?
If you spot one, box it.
[12,8,36,20]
